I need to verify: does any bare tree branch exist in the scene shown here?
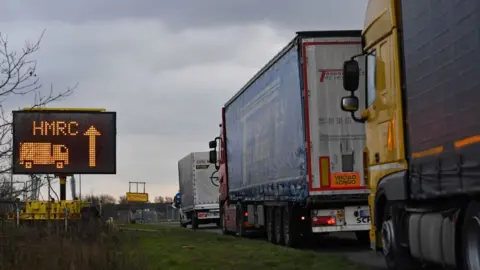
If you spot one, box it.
[0,30,77,200]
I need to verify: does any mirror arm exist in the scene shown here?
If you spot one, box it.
[350,53,364,61]
[350,111,366,123]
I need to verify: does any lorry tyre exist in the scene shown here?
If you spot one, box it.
[179,210,186,228]
[266,206,276,244]
[355,231,370,246]
[461,200,480,270]
[220,210,228,235]
[220,209,232,235]
[274,206,285,245]
[381,202,424,270]
[191,212,199,230]
[283,206,300,247]
[236,203,245,237]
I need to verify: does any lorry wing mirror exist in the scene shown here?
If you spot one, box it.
[343,60,360,91]
[209,140,217,149]
[209,150,217,164]
[341,96,359,112]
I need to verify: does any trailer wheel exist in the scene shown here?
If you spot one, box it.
[236,203,245,237]
[283,206,300,247]
[220,209,231,235]
[179,220,187,228]
[381,202,424,270]
[461,200,480,270]
[179,211,187,228]
[266,206,276,244]
[191,212,199,230]
[274,207,285,245]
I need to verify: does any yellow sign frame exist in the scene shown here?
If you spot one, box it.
[126,192,149,203]
[23,107,106,112]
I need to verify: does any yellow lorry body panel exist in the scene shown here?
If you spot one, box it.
[362,0,407,250]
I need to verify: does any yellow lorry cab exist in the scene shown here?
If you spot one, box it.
[339,0,480,269]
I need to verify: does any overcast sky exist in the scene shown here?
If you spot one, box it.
[1,0,368,200]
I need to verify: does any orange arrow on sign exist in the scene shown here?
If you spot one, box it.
[83,126,101,167]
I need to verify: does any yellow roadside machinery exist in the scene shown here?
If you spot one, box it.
[7,200,91,222]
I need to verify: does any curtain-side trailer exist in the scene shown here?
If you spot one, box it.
[208,31,371,247]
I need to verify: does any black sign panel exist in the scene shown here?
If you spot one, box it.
[12,110,116,174]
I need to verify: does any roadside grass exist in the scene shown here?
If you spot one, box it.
[0,220,147,270]
[120,224,368,270]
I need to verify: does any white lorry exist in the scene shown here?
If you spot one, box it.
[178,152,220,229]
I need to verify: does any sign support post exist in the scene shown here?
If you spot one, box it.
[11,107,117,201]
[9,107,117,227]
[59,175,67,201]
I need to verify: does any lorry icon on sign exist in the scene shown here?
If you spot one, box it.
[19,142,69,169]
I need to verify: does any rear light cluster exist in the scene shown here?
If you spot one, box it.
[311,209,345,226]
[312,216,336,225]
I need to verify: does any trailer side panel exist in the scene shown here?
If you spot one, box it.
[225,44,307,201]
[400,0,480,199]
[178,153,194,210]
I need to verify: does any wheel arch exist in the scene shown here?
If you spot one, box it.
[374,170,409,234]
[374,190,387,234]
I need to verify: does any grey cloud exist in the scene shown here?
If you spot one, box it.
[2,20,289,142]
[1,0,368,197]
[2,0,368,31]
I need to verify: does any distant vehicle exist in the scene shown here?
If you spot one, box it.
[19,142,69,169]
[208,30,370,247]
[178,152,220,229]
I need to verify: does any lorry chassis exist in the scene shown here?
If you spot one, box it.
[180,208,221,229]
[220,198,371,248]
[375,196,480,269]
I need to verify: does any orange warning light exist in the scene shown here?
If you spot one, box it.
[19,142,69,169]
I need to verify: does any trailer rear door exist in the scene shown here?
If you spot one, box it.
[301,34,368,195]
[193,152,219,208]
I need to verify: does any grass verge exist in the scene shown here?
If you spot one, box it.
[120,224,368,270]
[0,221,147,270]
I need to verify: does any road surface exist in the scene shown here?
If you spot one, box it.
[157,222,387,270]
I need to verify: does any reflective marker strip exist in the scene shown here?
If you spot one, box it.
[368,162,405,171]
[319,156,331,187]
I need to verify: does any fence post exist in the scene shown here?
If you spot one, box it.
[64,207,69,233]
[15,203,19,228]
